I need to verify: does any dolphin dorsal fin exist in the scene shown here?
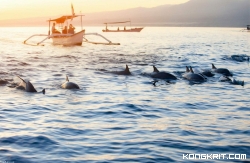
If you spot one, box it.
[66,75,69,82]
[189,66,194,73]
[212,63,216,69]
[42,89,45,95]
[153,66,159,73]
[186,66,190,72]
[17,76,26,83]
[125,65,130,73]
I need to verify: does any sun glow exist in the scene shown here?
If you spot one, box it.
[0,0,189,20]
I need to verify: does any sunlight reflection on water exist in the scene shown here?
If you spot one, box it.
[0,27,249,162]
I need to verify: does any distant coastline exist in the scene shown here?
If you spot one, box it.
[0,23,247,28]
[0,0,249,28]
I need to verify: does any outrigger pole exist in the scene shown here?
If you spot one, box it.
[83,33,120,45]
[130,18,131,29]
[24,32,120,46]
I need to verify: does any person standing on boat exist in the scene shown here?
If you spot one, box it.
[52,23,60,34]
[68,24,75,34]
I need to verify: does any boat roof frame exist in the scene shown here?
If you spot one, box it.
[48,14,84,24]
[104,21,131,25]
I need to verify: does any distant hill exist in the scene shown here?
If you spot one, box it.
[0,0,249,27]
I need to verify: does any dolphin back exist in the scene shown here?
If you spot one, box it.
[151,72,177,80]
[25,81,37,92]
[112,65,131,75]
[61,82,80,89]
[183,73,206,82]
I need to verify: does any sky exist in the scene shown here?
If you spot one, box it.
[0,0,189,20]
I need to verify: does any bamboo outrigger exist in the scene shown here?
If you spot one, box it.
[24,5,120,46]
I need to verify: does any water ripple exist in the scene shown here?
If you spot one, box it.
[0,27,249,163]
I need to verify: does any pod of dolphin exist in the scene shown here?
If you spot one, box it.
[0,63,244,94]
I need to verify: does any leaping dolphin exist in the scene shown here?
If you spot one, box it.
[212,63,232,76]
[150,66,177,80]
[61,76,80,89]
[17,76,45,94]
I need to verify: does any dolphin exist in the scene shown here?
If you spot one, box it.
[212,63,232,76]
[219,76,244,86]
[231,55,249,62]
[17,76,45,94]
[61,76,80,89]
[192,67,214,77]
[182,66,206,82]
[150,66,177,80]
[0,78,8,85]
[111,65,131,75]
[201,70,215,77]
[185,66,190,73]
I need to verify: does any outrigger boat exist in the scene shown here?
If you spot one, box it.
[102,21,143,32]
[24,5,120,46]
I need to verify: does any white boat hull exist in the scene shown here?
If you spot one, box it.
[51,30,85,46]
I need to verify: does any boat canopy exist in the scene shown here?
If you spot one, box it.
[49,15,80,24]
[104,21,130,24]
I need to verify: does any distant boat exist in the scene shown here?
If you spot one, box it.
[24,4,120,46]
[102,21,143,32]
[240,25,250,32]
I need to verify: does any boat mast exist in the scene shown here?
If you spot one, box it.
[130,19,131,29]
[66,16,68,33]
[80,11,83,30]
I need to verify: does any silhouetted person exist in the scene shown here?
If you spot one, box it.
[62,26,68,34]
[68,24,75,34]
[52,23,60,34]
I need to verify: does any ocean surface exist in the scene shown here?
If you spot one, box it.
[0,27,249,163]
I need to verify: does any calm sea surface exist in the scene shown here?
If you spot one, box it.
[0,27,249,163]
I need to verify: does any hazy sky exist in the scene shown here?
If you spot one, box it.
[0,0,189,20]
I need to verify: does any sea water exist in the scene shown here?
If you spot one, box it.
[0,27,249,163]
